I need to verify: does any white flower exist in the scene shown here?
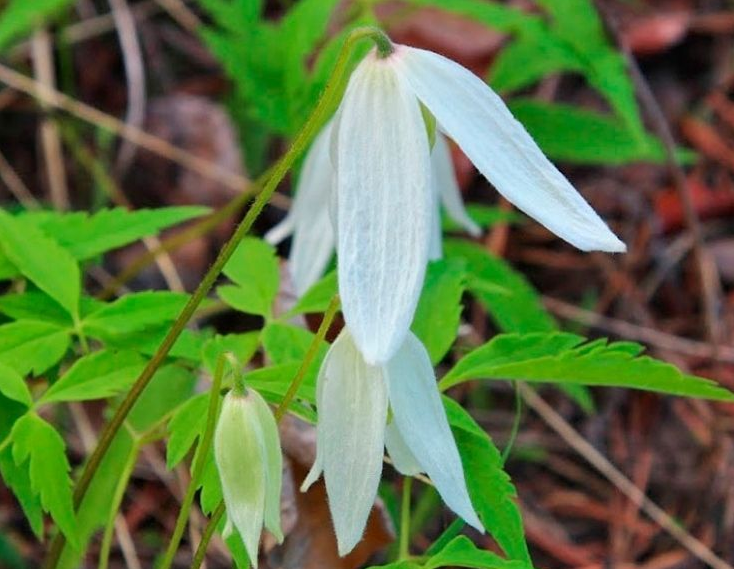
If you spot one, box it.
[331,44,625,365]
[265,123,480,294]
[301,328,482,556]
[214,388,283,568]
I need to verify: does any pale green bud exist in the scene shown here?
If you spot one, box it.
[214,388,283,568]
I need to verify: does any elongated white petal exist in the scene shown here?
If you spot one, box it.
[318,330,388,555]
[385,333,483,531]
[336,53,433,364]
[433,133,481,237]
[385,420,422,475]
[396,46,626,253]
[428,168,443,261]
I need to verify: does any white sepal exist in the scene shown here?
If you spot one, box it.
[335,53,433,365]
[384,332,483,531]
[396,45,626,253]
[385,419,422,476]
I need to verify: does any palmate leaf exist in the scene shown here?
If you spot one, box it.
[10,413,77,545]
[441,332,734,402]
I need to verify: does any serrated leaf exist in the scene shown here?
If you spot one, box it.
[0,209,80,318]
[90,325,205,362]
[0,0,74,51]
[11,413,77,545]
[83,291,190,335]
[0,320,71,376]
[287,270,337,316]
[0,290,72,326]
[412,259,467,364]
[0,362,31,407]
[426,535,531,569]
[261,322,318,364]
[0,445,43,538]
[445,400,531,563]
[201,332,260,373]
[40,350,147,404]
[219,237,279,318]
[445,239,555,333]
[441,332,734,401]
[166,393,208,469]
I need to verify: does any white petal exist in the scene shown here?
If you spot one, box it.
[396,46,626,253]
[318,329,388,555]
[428,170,443,261]
[385,333,483,531]
[433,133,481,237]
[385,420,422,476]
[264,213,296,246]
[335,52,433,365]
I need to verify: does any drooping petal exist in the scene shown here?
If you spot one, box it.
[264,213,296,246]
[428,165,443,261]
[384,420,422,475]
[249,389,284,543]
[335,52,433,365]
[433,133,481,237]
[318,329,389,555]
[396,46,626,253]
[385,332,483,531]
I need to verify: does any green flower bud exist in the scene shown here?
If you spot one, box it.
[214,388,283,567]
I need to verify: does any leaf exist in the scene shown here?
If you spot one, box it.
[126,364,197,433]
[287,270,337,316]
[24,206,210,260]
[441,332,734,401]
[426,536,530,569]
[0,0,74,51]
[83,291,190,335]
[444,239,555,333]
[166,393,208,469]
[0,320,71,376]
[261,322,318,364]
[219,237,279,318]
[201,332,260,373]
[0,445,43,538]
[412,259,467,364]
[90,325,205,362]
[445,400,531,563]
[0,209,80,318]
[0,362,32,407]
[0,290,72,326]
[40,350,147,404]
[405,0,537,33]
[11,413,77,545]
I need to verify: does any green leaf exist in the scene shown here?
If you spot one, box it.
[262,322,317,364]
[405,0,538,33]
[0,290,73,326]
[444,239,555,333]
[445,400,531,563]
[40,350,147,404]
[219,237,279,318]
[83,291,190,335]
[201,332,260,373]
[0,320,71,376]
[166,393,208,469]
[441,332,734,401]
[412,259,467,364]
[24,206,210,261]
[90,325,204,362]
[0,0,74,51]
[426,536,530,569]
[287,270,337,316]
[0,362,32,407]
[11,413,77,545]
[126,364,197,433]
[0,445,44,538]
[0,209,80,318]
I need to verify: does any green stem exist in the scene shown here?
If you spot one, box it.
[501,382,523,465]
[398,476,413,560]
[158,355,226,569]
[190,501,225,569]
[274,294,340,422]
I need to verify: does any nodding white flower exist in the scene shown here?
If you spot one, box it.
[302,328,483,556]
[265,123,480,295]
[214,388,283,568]
[330,43,625,366]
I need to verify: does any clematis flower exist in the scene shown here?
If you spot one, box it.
[265,123,481,295]
[329,43,626,366]
[302,328,483,556]
[214,388,283,567]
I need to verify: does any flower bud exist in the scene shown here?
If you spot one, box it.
[214,388,283,567]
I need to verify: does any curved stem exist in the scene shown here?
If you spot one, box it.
[398,476,413,560]
[189,500,226,569]
[158,355,226,569]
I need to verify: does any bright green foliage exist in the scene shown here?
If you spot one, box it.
[444,239,555,333]
[288,270,337,316]
[446,400,531,563]
[425,535,531,569]
[10,413,77,545]
[166,394,209,469]
[90,325,205,361]
[0,320,71,376]
[0,210,80,319]
[0,0,74,51]
[442,332,734,401]
[82,291,190,335]
[218,237,280,318]
[412,259,468,364]
[0,291,74,326]
[201,332,260,373]
[40,350,147,404]
[0,363,32,408]
[262,322,318,364]
[0,444,44,538]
